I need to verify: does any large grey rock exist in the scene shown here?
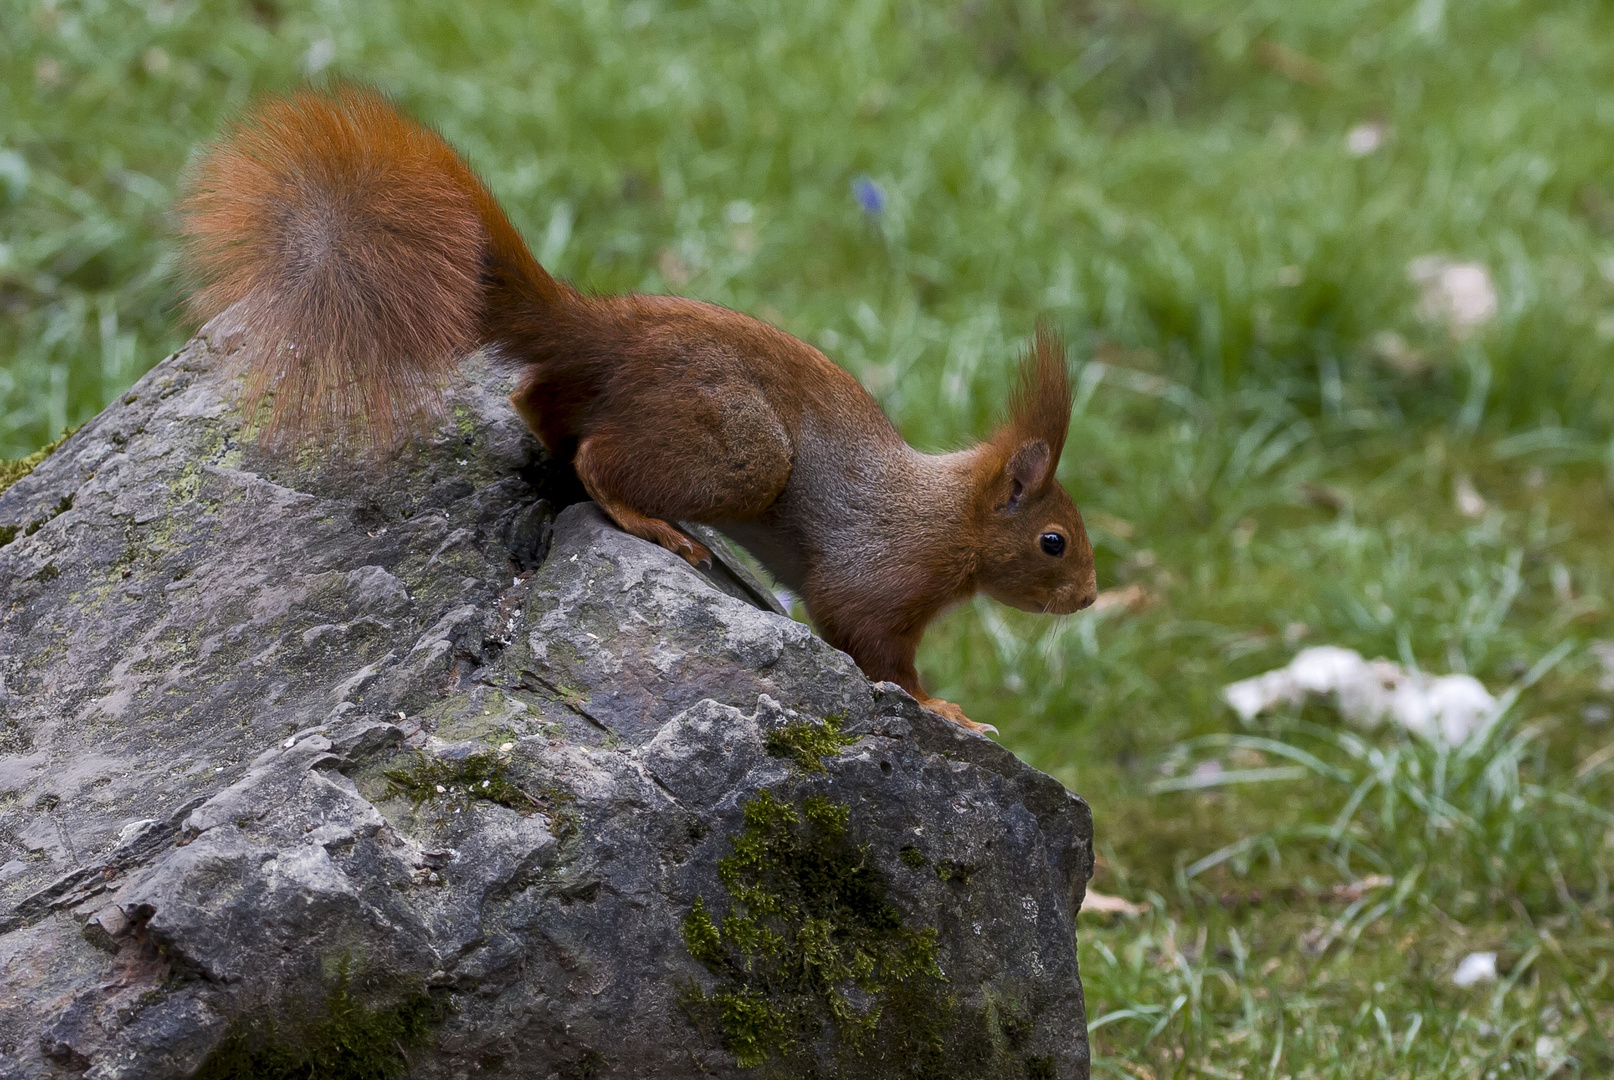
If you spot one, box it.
[0,325,1093,1079]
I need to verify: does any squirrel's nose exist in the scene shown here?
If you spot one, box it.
[1061,567,1098,613]
[1047,581,1097,615]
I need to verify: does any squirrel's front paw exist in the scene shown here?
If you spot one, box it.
[919,697,998,735]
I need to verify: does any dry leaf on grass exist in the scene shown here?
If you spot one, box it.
[1092,583,1152,615]
[1082,890,1147,916]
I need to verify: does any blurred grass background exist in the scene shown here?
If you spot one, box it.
[4,0,1613,1075]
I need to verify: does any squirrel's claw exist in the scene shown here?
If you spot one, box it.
[673,537,713,567]
[919,697,998,736]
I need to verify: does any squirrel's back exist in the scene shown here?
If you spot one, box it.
[181,86,559,447]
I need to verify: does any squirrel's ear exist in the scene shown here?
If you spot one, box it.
[1005,439,1051,509]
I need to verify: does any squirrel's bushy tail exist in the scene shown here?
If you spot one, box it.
[180,86,562,449]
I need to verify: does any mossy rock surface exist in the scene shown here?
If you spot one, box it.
[0,325,1093,1078]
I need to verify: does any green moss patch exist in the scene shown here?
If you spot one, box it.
[763,714,855,773]
[384,751,541,813]
[192,963,444,1080]
[681,788,1053,1077]
[682,788,942,1070]
[0,428,74,499]
[0,429,79,548]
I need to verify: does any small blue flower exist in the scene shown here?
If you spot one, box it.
[851,174,886,217]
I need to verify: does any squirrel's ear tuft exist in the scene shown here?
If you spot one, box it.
[996,325,1073,484]
[1005,439,1051,508]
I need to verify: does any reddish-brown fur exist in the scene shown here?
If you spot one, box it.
[180,87,1098,730]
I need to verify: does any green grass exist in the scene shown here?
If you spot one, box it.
[6,0,1614,1075]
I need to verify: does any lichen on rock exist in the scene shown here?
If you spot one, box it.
[0,329,1093,1078]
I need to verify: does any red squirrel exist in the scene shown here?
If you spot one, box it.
[179,86,1097,732]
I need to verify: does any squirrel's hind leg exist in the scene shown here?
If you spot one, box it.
[509,388,709,562]
[569,396,791,567]
[600,498,712,567]
[574,441,712,566]
[573,435,721,566]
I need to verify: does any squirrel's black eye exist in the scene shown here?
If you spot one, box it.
[1039,532,1066,557]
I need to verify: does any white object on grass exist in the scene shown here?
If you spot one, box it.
[1345,121,1389,156]
[1453,475,1488,518]
[1408,256,1498,339]
[1535,1035,1567,1071]
[1592,640,1614,693]
[1452,951,1498,987]
[1223,646,1497,745]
